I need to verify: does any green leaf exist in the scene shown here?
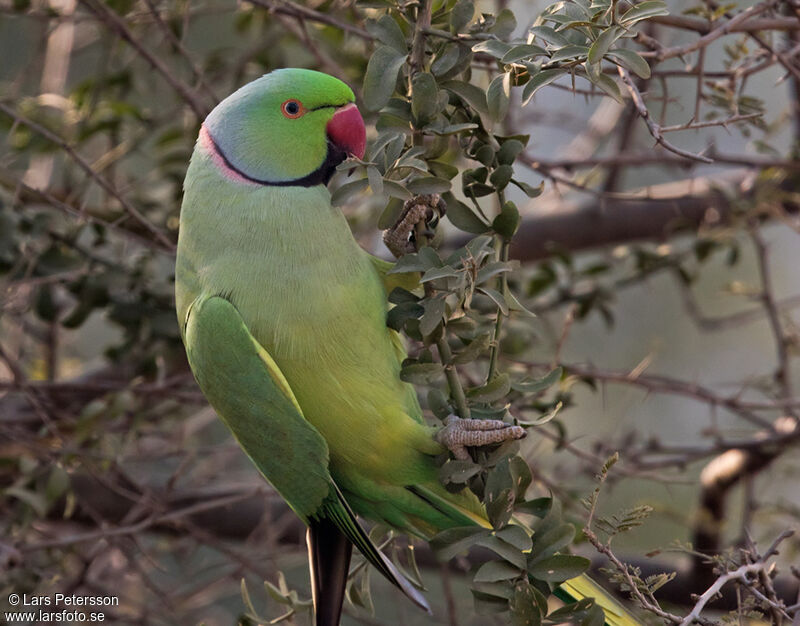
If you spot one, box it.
[383,179,413,200]
[241,579,259,617]
[411,72,439,124]
[620,0,670,26]
[590,72,623,103]
[510,581,543,626]
[386,301,423,331]
[487,73,511,122]
[528,25,569,47]
[473,145,495,167]
[420,295,447,336]
[443,194,490,234]
[366,15,407,54]
[430,122,479,136]
[587,25,623,64]
[400,362,444,384]
[431,526,491,560]
[5,486,48,517]
[582,604,607,626]
[428,388,452,418]
[472,39,514,59]
[508,456,533,501]
[501,44,548,64]
[364,45,407,111]
[465,181,495,197]
[467,373,510,403]
[518,401,562,427]
[496,525,532,552]
[389,252,428,273]
[511,179,544,197]
[472,591,511,615]
[407,176,451,194]
[472,582,515,603]
[476,260,515,284]
[492,200,520,239]
[516,497,552,518]
[331,178,368,206]
[418,245,443,268]
[486,487,515,528]
[477,286,510,315]
[521,69,564,105]
[497,139,525,165]
[367,166,383,195]
[548,598,597,622]
[453,332,492,364]
[504,289,536,318]
[439,459,482,484]
[490,9,517,39]
[512,367,562,393]
[377,197,405,229]
[528,554,590,582]
[607,49,651,79]
[450,0,474,32]
[530,523,576,560]
[44,465,70,503]
[490,165,514,191]
[388,287,420,305]
[431,43,462,76]
[477,535,527,568]
[474,560,522,583]
[443,80,489,115]
[550,44,590,62]
[420,265,460,283]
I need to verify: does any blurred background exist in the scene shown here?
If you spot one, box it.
[1,0,799,624]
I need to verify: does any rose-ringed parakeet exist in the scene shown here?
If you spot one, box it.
[176,68,638,626]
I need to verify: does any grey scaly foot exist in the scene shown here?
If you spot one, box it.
[436,415,526,461]
[383,194,446,258]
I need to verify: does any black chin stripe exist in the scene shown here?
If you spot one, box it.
[207,131,347,188]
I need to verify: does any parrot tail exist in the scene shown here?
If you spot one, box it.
[307,517,353,626]
[557,575,642,626]
[319,486,432,616]
[403,487,642,625]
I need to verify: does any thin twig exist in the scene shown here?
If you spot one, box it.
[680,563,767,626]
[78,0,210,119]
[246,0,372,40]
[617,66,714,163]
[0,101,176,250]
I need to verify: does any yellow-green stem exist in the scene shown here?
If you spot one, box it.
[415,220,471,420]
[487,237,510,381]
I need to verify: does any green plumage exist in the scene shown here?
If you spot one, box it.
[176,68,640,625]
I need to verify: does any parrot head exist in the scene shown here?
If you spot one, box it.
[200,68,366,186]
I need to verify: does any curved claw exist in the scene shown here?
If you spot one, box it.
[435,414,526,461]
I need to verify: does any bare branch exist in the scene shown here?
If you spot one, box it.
[617,66,713,163]
[245,0,372,40]
[78,0,211,119]
[0,101,176,251]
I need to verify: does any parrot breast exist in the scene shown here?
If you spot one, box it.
[177,147,432,487]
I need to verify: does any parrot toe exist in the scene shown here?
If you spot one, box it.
[435,414,526,460]
[383,193,447,258]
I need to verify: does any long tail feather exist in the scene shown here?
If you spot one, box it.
[320,487,432,615]
[307,517,353,626]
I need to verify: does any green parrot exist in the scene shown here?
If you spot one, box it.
[176,68,638,626]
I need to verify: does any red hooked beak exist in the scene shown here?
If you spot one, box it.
[326,103,366,160]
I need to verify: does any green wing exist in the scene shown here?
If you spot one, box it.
[367,254,420,295]
[184,294,331,521]
[557,575,642,626]
[183,295,430,612]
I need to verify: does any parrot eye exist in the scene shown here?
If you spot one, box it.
[281,99,305,119]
